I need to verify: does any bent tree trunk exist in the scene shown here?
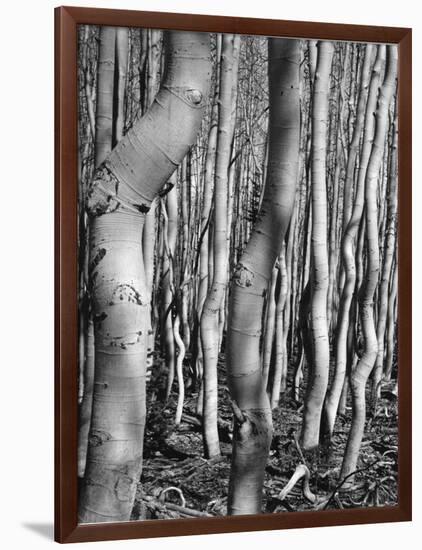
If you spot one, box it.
[321,44,375,443]
[227,38,300,515]
[162,179,178,401]
[201,34,240,459]
[79,31,211,523]
[340,45,397,482]
[300,41,334,451]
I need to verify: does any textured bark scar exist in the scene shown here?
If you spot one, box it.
[115,474,136,502]
[164,85,205,108]
[234,409,273,449]
[233,264,254,287]
[184,89,203,105]
[87,163,153,216]
[108,333,143,349]
[110,283,144,306]
[89,429,112,447]
[86,164,122,216]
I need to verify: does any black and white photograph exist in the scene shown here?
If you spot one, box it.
[76,25,399,524]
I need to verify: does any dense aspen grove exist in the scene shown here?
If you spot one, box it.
[77,26,398,523]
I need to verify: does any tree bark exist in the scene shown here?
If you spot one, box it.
[270,247,288,408]
[320,44,375,443]
[201,34,240,459]
[114,28,129,143]
[95,27,116,166]
[340,45,397,482]
[300,41,334,450]
[79,31,211,523]
[372,104,397,400]
[162,182,178,401]
[227,38,300,515]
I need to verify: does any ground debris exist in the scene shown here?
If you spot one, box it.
[134,356,398,517]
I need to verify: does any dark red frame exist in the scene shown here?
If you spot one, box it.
[55,5,412,543]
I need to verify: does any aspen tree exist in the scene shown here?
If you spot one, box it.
[270,246,288,408]
[321,45,375,443]
[194,43,220,414]
[201,34,240,459]
[372,106,397,400]
[340,45,397,482]
[162,181,178,400]
[227,38,300,515]
[300,41,334,450]
[384,255,397,381]
[114,28,129,144]
[95,27,116,166]
[78,27,114,478]
[262,264,278,386]
[142,32,162,366]
[79,32,211,523]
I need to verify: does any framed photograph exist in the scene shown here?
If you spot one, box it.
[55,5,412,543]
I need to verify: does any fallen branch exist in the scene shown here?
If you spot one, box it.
[162,502,212,518]
[159,486,186,508]
[278,464,316,504]
[143,494,213,518]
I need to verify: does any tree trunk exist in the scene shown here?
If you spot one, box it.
[340,45,397,482]
[201,34,240,459]
[114,28,129,143]
[194,45,220,414]
[162,182,178,401]
[300,41,334,451]
[79,31,211,523]
[227,38,300,515]
[372,105,397,401]
[77,318,94,477]
[78,28,116,478]
[95,27,116,166]
[262,264,278,386]
[384,257,397,380]
[320,44,375,444]
[270,247,288,408]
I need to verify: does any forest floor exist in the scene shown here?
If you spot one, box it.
[133,354,398,520]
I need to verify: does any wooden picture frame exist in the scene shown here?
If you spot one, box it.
[55,5,412,543]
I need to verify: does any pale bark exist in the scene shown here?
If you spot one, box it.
[162,183,178,401]
[227,38,300,515]
[340,45,397,482]
[300,41,334,450]
[384,256,397,380]
[95,27,116,166]
[262,264,278,386]
[321,44,375,443]
[174,307,186,425]
[114,28,129,143]
[77,318,94,477]
[372,107,397,399]
[201,34,240,459]
[142,31,162,365]
[143,199,157,361]
[270,247,288,408]
[194,59,219,414]
[81,26,96,140]
[79,31,211,523]
[78,28,114,478]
